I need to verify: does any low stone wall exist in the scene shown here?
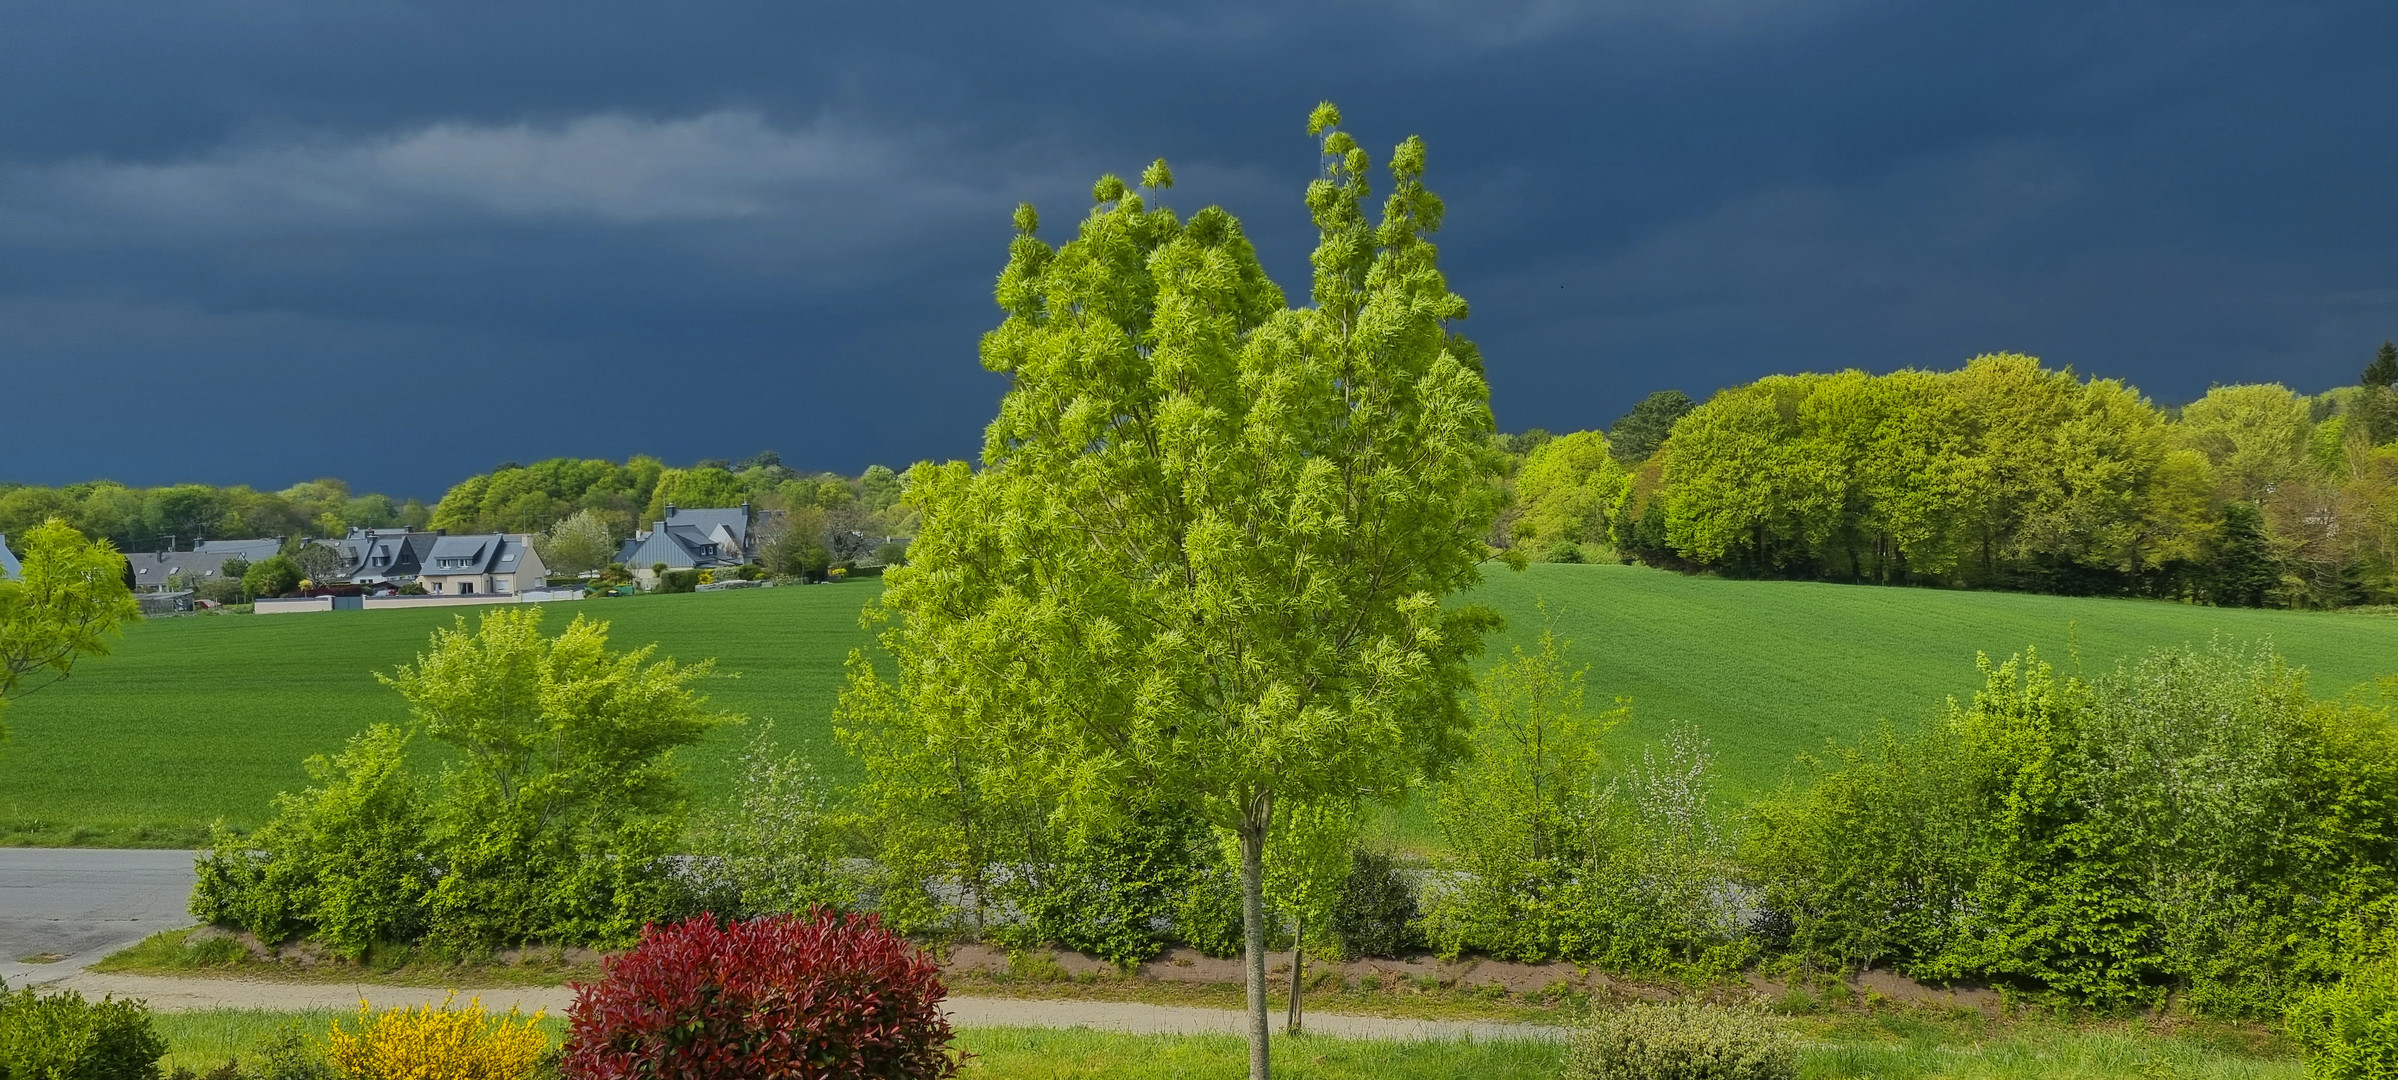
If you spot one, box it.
[254,596,335,615]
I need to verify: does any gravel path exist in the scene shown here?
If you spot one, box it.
[48,972,1565,1042]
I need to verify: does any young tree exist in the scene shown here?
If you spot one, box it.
[0,520,141,738]
[537,509,618,577]
[242,554,303,598]
[844,104,1504,1078]
[291,541,345,586]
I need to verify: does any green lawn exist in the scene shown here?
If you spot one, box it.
[147,1007,2300,1079]
[4,565,2393,845]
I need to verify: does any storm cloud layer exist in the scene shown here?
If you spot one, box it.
[4,1,2393,495]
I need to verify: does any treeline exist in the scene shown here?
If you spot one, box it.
[0,451,916,563]
[0,478,430,552]
[1502,345,2398,607]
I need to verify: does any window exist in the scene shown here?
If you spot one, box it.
[430,582,443,593]
[461,582,475,595]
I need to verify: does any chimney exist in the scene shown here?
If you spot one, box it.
[666,503,677,520]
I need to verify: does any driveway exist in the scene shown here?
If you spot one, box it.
[0,848,198,988]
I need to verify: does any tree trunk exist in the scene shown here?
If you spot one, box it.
[1240,815,1272,1079]
[1287,931,1304,1033]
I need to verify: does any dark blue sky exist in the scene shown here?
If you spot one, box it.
[5,1,2393,499]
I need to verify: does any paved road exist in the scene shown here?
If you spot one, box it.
[0,848,198,988]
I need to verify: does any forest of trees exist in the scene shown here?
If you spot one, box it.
[1502,345,2398,608]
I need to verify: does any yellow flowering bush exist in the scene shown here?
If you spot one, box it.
[326,992,551,1080]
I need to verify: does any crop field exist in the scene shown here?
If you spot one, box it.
[3,565,2393,845]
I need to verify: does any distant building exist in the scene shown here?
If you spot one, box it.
[316,528,444,585]
[416,533,547,597]
[120,537,285,593]
[616,504,751,587]
[0,534,21,582]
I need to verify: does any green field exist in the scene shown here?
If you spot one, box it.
[4,565,2394,845]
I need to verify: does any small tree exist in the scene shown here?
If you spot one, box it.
[382,607,737,946]
[845,104,1503,1078]
[292,542,345,586]
[1252,802,1357,1032]
[242,555,303,598]
[0,520,141,737]
[539,510,619,578]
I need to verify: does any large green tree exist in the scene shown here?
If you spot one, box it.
[0,520,141,740]
[843,104,1503,1078]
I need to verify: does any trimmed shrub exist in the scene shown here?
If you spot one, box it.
[2287,962,2398,1080]
[325,993,548,1080]
[998,805,1215,967]
[0,987,169,1080]
[562,911,957,1080]
[1330,849,1420,958]
[656,569,700,594]
[1565,1003,1797,1080]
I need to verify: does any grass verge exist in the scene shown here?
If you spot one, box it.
[146,1007,2298,1079]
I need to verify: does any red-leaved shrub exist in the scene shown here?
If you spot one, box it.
[560,910,959,1080]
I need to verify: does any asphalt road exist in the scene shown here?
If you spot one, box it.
[0,848,198,988]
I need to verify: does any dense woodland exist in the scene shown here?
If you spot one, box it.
[1502,344,2398,608]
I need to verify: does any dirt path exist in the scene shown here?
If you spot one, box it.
[49,971,1562,1043]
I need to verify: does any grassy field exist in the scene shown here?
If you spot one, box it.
[146,1006,2300,1079]
[4,565,2393,844]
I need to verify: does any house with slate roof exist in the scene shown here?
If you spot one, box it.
[416,533,546,597]
[121,537,286,593]
[315,528,443,585]
[615,503,751,588]
[0,534,21,582]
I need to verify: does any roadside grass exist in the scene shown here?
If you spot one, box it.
[146,1007,2299,1079]
[5,565,2393,845]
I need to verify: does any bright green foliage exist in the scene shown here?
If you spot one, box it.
[0,519,139,737]
[2177,384,2314,503]
[703,723,855,917]
[190,725,430,957]
[641,466,748,524]
[536,509,618,578]
[1564,1003,1796,1080]
[0,986,169,1080]
[1511,431,1626,558]
[1002,804,1220,968]
[846,103,1503,1075]
[388,608,736,947]
[1426,626,1744,970]
[192,608,736,951]
[2287,961,2398,1080]
[1751,641,2398,1013]
[241,556,302,600]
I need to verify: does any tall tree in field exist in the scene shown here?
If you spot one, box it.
[0,520,140,740]
[844,103,1503,1078]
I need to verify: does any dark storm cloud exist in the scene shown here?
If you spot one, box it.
[2,1,2392,495]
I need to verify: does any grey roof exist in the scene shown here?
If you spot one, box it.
[0,534,21,582]
[424,533,532,576]
[121,548,249,587]
[663,504,749,547]
[324,529,441,580]
[617,523,741,570]
[192,538,283,562]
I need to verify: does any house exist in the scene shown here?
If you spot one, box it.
[317,528,443,584]
[416,533,546,597]
[120,537,286,593]
[616,503,751,587]
[0,534,21,582]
